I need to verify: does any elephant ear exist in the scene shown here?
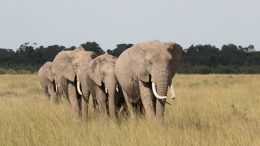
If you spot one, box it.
[128,44,150,82]
[88,59,102,86]
[165,42,183,78]
[53,60,75,82]
[43,62,54,82]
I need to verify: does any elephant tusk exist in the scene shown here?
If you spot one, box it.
[55,84,58,92]
[152,82,167,99]
[105,87,108,94]
[119,106,124,113]
[170,84,176,99]
[77,80,83,95]
[116,85,119,92]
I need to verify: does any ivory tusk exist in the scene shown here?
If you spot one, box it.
[119,106,124,113]
[170,85,176,99]
[55,84,58,92]
[105,87,108,94]
[77,80,82,95]
[152,82,167,99]
[116,85,119,92]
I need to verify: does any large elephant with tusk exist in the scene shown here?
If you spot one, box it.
[115,40,182,122]
[77,53,122,119]
[52,48,97,119]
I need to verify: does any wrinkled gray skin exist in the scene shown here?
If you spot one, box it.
[38,61,58,103]
[115,40,182,122]
[80,53,120,119]
[52,48,97,119]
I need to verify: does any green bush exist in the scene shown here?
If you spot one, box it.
[6,69,17,74]
[0,68,6,74]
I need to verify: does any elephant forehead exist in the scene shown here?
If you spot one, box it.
[137,40,165,50]
[101,63,115,72]
[136,40,161,46]
[42,63,52,71]
[146,49,172,61]
[96,53,116,60]
[95,57,116,65]
[54,51,70,61]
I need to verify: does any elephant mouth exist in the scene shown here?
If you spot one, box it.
[76,81,119,96]
[151,82,176,99]
[105,85,119,94]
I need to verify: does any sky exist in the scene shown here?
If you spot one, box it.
[0,0,259,50]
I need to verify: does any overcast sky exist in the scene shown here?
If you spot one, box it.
[0,0,259,50]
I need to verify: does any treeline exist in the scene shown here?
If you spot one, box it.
[181,44,260,74]
[0,42,260,74]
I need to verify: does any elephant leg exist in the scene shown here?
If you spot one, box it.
[95,87,108,117]
[92,96,99,113]
[63,92,71,108]
[81,90,90,120]
[43,86,50,100]
[137,100,145,115]
[58,77,70,107]
[48,83,58,103]
[68,81,81,119]
[122,90,136,119]
[156,99,166,123]
[139,81,156,120]
[108,94,116,119]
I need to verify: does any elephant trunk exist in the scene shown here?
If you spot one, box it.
[78,72,91,119]
[152,82,167,99]
[54,83,60,101]
[106,80,117,119]
[152,72,169,99]
[55,83,58,93]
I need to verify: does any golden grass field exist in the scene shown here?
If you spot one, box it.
[0,74,259,146]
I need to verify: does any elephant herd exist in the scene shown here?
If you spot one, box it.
[38,40,182,123]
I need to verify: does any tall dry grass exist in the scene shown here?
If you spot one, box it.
[0,74,259,146]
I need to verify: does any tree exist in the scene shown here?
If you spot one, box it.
[0,42,259,74]
[107,43,133,57]
[80,42,105,55]
[220,44,246,66]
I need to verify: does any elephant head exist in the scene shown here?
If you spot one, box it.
[41,61,55,82]
[52,48,96,86]
[129,40,182,99]
[88,53,119,118]
[52,50,76,82]
[38,61,58,102]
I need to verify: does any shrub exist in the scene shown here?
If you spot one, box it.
[0,68,6,74]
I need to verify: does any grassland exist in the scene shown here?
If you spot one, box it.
[0,74,259,146]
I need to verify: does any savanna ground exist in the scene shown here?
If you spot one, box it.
[0,74,259,146]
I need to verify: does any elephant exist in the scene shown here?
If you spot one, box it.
[115,40,182,122]
[52,48,97,119]
[38,61,58,103]
[77,53,122,119]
